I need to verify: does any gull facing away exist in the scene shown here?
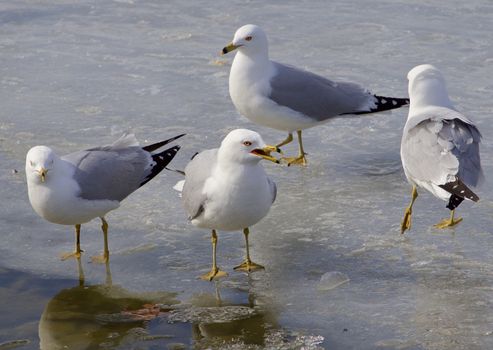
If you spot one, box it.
[175,129,280,281]
[400,64,483,233]
[222,24,409,166]
[26,133,184,262]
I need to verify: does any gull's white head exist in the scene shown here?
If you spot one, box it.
[218,129,280,165]
[222,24,269,57]
[407,64,453,110]
[25,146,57,184]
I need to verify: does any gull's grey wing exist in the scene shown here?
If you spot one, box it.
[182,149,218,220]
[63,134,183,202]
[401,112,482,189]
[269,62,374,121]
[438,118,483,187]
[268,177,277,204]
[62,146,151,202]
[140,135,184,186]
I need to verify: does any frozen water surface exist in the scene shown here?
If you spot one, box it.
[1,0,493,349]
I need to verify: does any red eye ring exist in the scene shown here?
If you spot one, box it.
[245,36,252,41]
[243,141,252,146]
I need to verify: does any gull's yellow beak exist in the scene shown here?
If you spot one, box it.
[221,42,240,55]
[38,168,47,182]
[250,145,282,164]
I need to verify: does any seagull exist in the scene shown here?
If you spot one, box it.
[25,133,184,262]
[400,64,483,233]
[222,24,409,166]
[175,129,280,281]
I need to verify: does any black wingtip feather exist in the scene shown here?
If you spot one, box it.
[142,133,186,152]
[140,145,181,187]
[446,194,464,210]
[352,95,410,115]
[439,178,479,204]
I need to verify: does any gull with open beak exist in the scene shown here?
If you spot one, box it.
[175,129,281,281]
[25,133,184,262]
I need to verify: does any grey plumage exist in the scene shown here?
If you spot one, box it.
[64,147,149,202]
[269,62,373,121]
[401,107,483,193]
[63,134,183,202]
[439,119,482,188]
[182,149,218,220]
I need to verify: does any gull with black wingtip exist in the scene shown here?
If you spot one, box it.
[26,133,184,262]
[222,24,409,166]
[400,64,483,233]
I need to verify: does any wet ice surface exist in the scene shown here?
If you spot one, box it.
[1,0,493,349]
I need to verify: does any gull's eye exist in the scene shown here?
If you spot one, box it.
[243,141,252,146]
[30,160,34,167]
[245,36,252,41]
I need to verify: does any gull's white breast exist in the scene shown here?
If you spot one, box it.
[192,164,273,231]
[27,164,119,225]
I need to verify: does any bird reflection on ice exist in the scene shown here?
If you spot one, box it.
[167,279,324,349]
[38,261,179,350]
[171,281,277,348]
[38,262,323,349]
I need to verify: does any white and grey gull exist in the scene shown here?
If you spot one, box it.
[400,64,483,233]
[222,24,409,165]
[25,133,184,262]
[174,129,280,281]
